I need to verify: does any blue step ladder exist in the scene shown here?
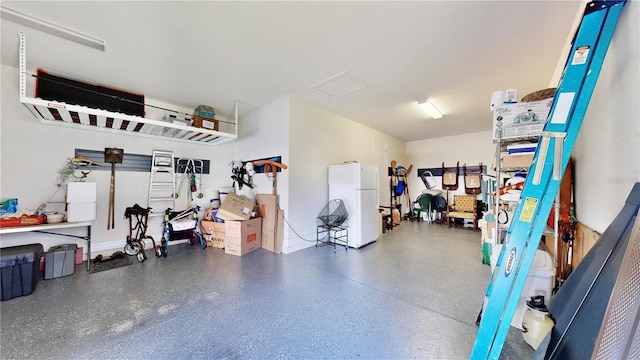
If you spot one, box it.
[471,1,628,359]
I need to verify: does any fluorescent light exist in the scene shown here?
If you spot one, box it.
[418,100,443,119]
[0,5,105,51]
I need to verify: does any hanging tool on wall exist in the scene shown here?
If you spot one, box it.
[175,158,204,200]
[230,160,254,190]
[190,172,197,193]
[404,165,413,219]
[105,148,124,230]
[251,159,288,195]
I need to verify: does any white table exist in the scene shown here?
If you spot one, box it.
[0,221,92,271]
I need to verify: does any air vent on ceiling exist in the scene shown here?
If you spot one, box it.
[310,71,369,99]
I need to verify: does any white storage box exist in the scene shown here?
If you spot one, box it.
[492,98,553,140]
[66,202,96,222]
[502,152,535,169]
[67,182,97,203]
[511,249,555,329]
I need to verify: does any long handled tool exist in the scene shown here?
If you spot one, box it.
[105,148,124,230]
[404,165,413,219]
[252,160,288,195]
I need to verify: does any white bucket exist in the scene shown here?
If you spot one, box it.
[210,190,220,209]
[490,90,505,111]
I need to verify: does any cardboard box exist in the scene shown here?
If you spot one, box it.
[256,194,278,252]
[192,116,219,131]
[194,105,215,118]
[216,193,255,221]
[492,98,553,140]
[256,194,285,253]
[487,221,496,241]
[275,209,284,254]
[67,182,97,203]
[224,218,262,256]
[201,220,225,248]
[66,202,96,222]
[502,152,535,169]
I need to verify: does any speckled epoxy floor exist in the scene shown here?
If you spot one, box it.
[1,220,532,359]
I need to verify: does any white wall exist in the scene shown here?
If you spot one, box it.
[230,95,406,254]
[200,94,408,254]
[1,64,235,256]
[233,95,290,200]
[233,95,291,252]
[406,130,496,205]
[573,1,640,233]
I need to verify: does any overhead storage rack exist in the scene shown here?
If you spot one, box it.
[17,32,237,146]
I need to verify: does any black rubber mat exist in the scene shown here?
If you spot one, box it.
[89,256,132,274]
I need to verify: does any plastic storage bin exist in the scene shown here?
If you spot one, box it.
[511,249,555,329]
[1,243,44,301]
[45,244,77,279]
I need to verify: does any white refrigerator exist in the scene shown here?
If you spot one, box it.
[328,162,379,248]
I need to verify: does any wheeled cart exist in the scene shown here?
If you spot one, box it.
[124,204,160,262]
[160,206,206,256]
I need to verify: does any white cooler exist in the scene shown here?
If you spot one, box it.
[66,182,97,222]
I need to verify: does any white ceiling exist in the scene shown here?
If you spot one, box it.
[1,1,584,142]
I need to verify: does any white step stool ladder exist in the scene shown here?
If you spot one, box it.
[147,150,176,213]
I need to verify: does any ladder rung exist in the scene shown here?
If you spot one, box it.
[149,197,176,202]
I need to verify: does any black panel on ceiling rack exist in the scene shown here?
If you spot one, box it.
[36,69,145,117]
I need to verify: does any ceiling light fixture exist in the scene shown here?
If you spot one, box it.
[0,4,106,51]
[418,99,444,119]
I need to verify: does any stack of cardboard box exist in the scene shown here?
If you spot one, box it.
[200,211,226,249]
[256,194,284,254]
[201,192,284,256]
